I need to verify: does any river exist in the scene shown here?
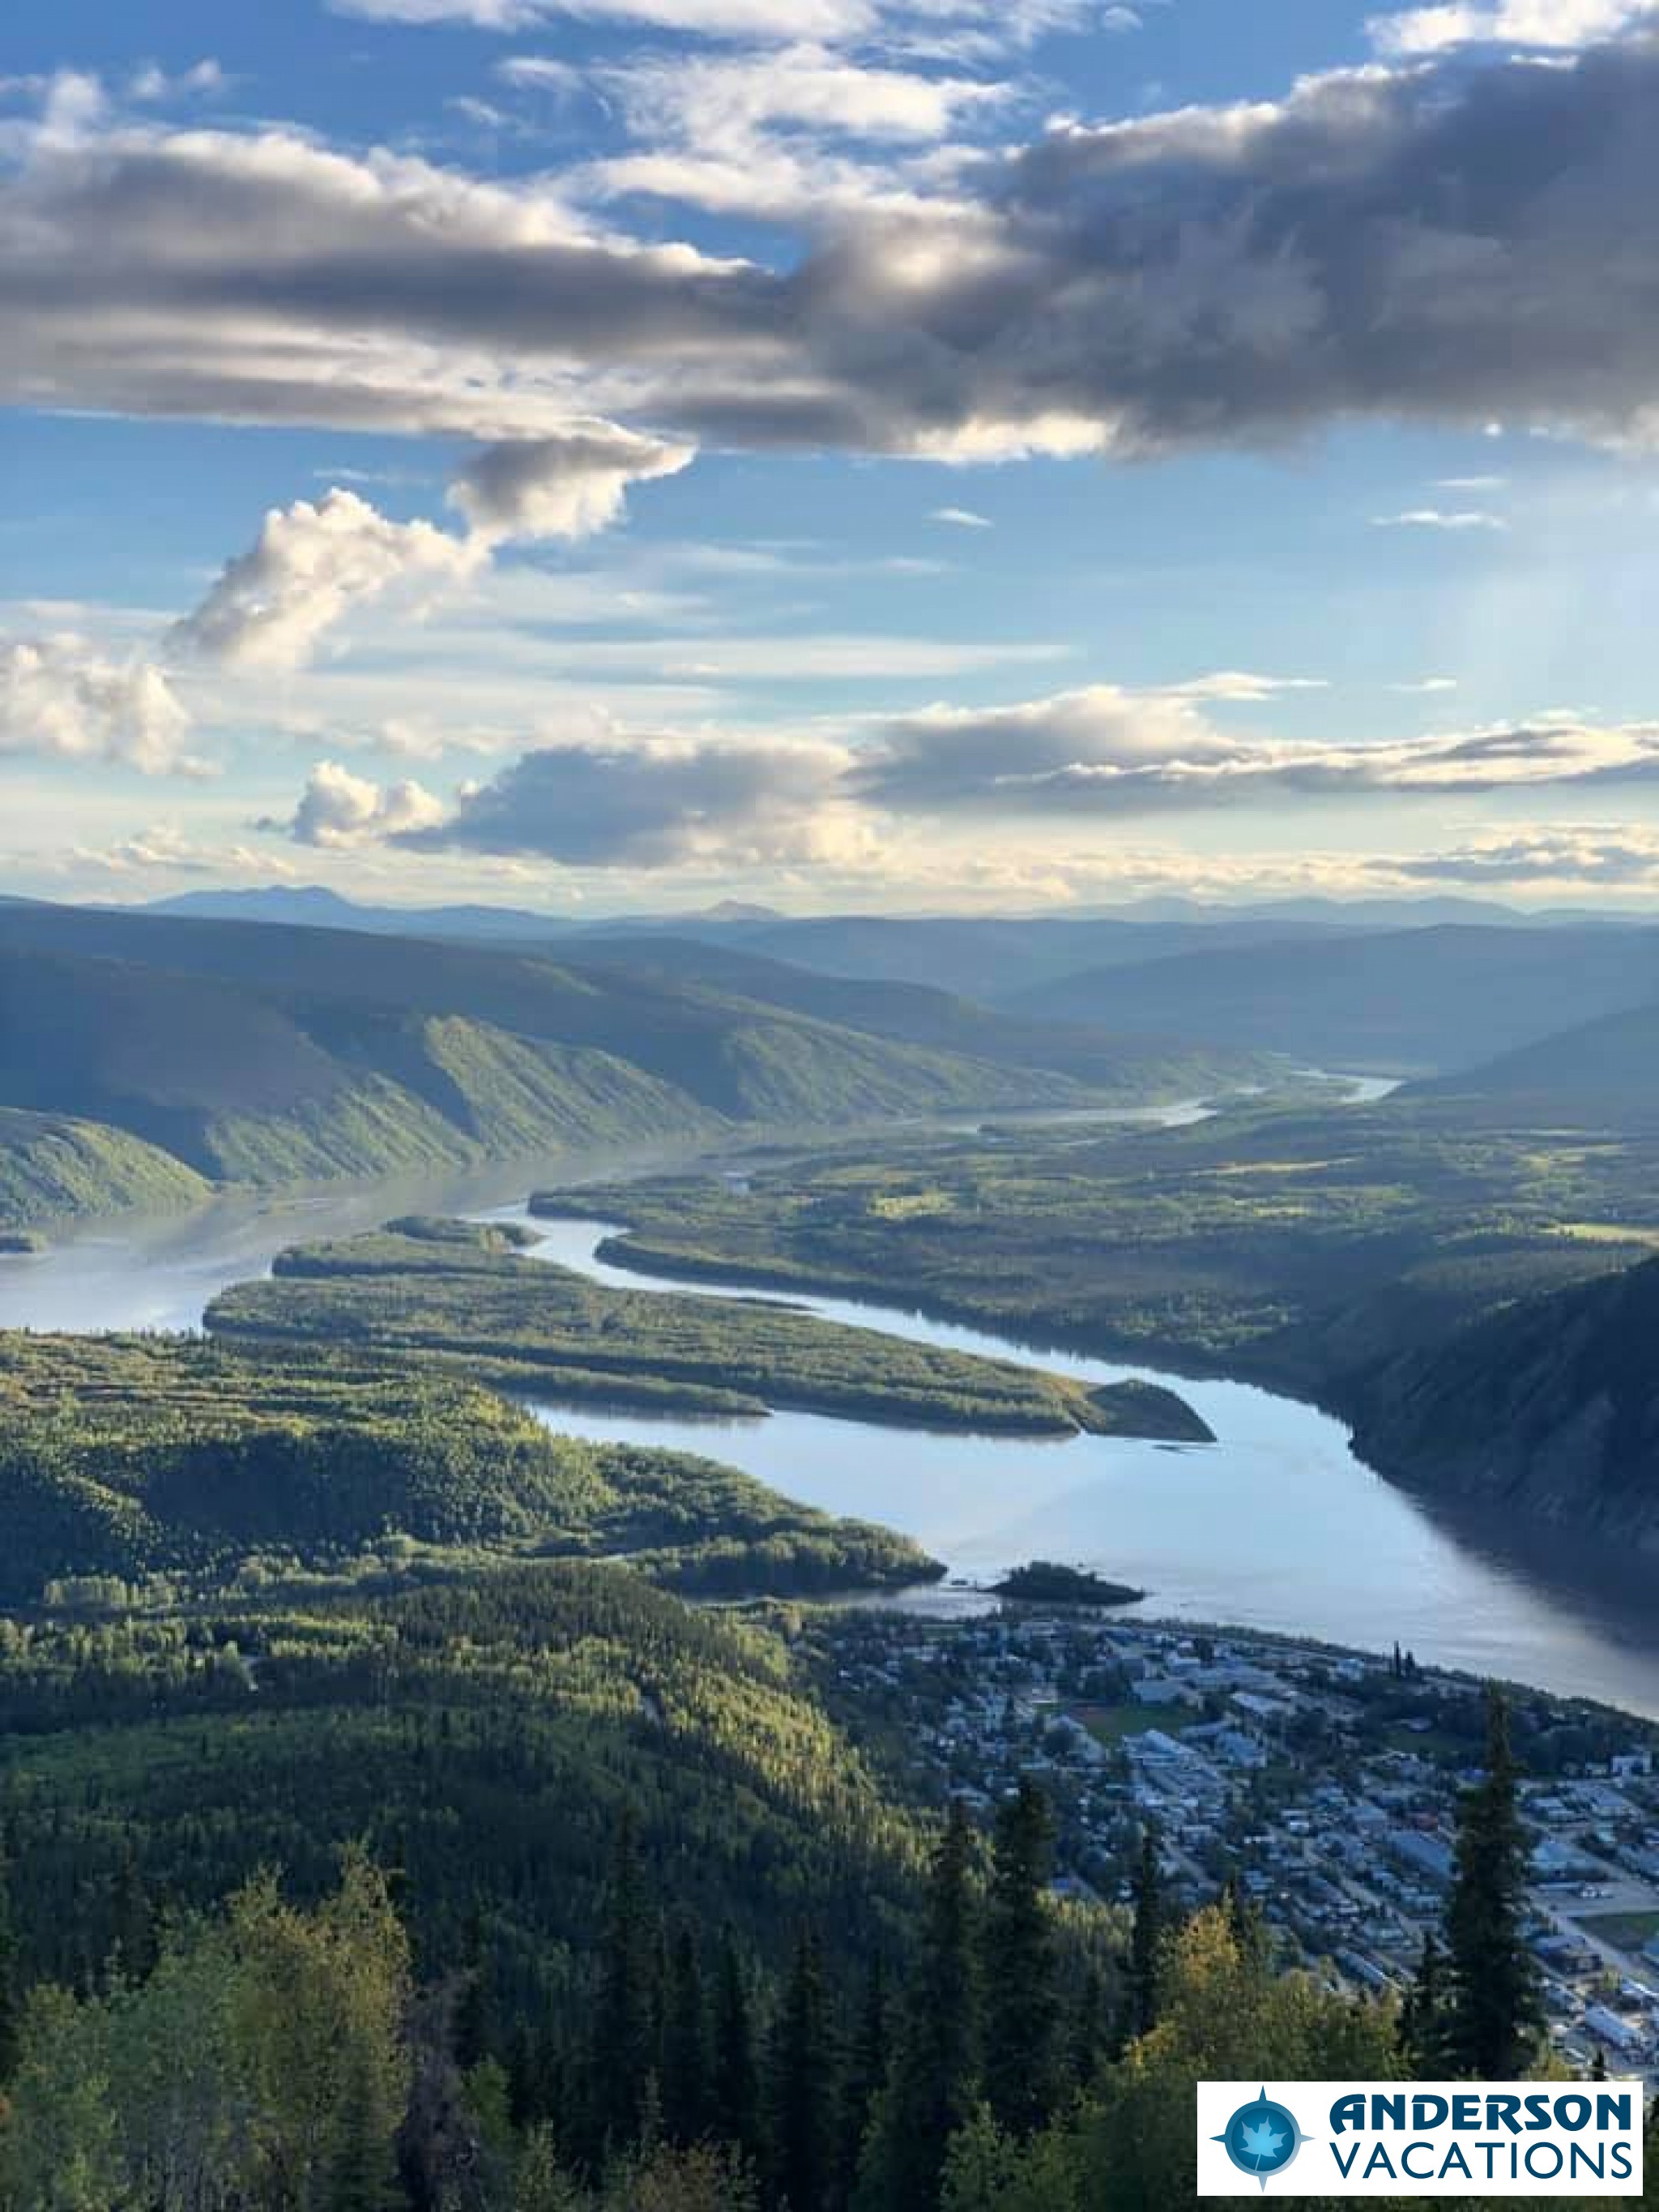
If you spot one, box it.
[3,1106,1657,1717]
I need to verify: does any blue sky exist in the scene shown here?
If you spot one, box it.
[4,0,1659,912]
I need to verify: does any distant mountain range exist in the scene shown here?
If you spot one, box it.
[1009,924,1659,1075]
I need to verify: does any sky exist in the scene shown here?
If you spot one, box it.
[5,0,1659,916]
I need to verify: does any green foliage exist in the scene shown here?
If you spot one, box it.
[0,1565,923,2014]
[0,1328,936,1608]
[0,1855,410,2212]
[208,1217,1145,1440]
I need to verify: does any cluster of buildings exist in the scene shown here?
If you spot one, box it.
[816,1603,1659,2085]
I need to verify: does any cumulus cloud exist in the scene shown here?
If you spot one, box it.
[398,730,855,865]
[13,34,1659,466]
[283,760,448,847]
[172,490,483,671]
[1369,1,1654,56]
[855,685,1659,814]
[450,425,695,543]
[0,636,198,773]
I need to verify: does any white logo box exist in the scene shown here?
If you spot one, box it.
[1197,2081,1645,2197]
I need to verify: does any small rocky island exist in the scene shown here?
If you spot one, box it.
[992,1561,1147,1608]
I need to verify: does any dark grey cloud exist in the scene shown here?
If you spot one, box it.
[6,32,1659,460]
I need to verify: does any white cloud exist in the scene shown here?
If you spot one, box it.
[930,506,993,528]
[450,425,695,543]
[284,760,449,848]
[333,0,876,37]
[1384,824,1659,886]
[855,685,1659,813]
[170,490,484,671]
[1390,677,1461,694]
[0,636,198,774]
[1369,0,1652,55]
[593,41,1011,146]
[1371,509,1508,532]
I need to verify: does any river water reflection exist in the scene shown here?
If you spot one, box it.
[2,1117,1656,1715]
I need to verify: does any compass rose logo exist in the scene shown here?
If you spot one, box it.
[1212,2088,1312,2190]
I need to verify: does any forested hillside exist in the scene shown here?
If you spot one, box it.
[1350,1256,1659,1547]
[0,1107,209,1228]
[0,1330,937,1608]
[0,903,1118,1228]
[205,1215,1206,1438]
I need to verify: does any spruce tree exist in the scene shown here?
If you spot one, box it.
[861,1799,979,2212]
[1127,1825,1164,2042]
[0,1846,18,2084]
[587,1807,659,2158]
[661,1921,711,2147]
[979,1779,1060,2138]
[1398,1932,1448,2074]
[1444,1685,1542,2078]
[712,1927,761,2161]
[769,1927,834,2212]
[835,1955,887,2210]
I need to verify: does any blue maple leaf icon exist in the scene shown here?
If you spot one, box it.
[1240,2117,1286,2167]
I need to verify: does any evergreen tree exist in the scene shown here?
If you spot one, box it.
[588,1807,659,2159]
[768,1927,834,2212]
[834,1956,887,2211]
[1444,1685,1542,2078]
[980,1779,1060,2138]
[454,1902,494,2074]
[330,2033,404,2212]
[1222,1877,1266,1971]
[1127,1826,1164,2043]
[1397,1932,1448,2074]
[662,1922,712,2147]
[0,1845,19,2084]
[859,1799,979,2212]
[712,1928,761,2161]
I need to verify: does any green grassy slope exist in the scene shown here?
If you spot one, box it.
[0,1328,937,1608]
[205,1215,1205,1437]
[0,1107,211,1227]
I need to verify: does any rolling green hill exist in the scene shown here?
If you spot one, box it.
[1009,925,1659,1075]
[0,903,1098,1223]
[1349,1255,1659,1548]
[0,1327,937,1608]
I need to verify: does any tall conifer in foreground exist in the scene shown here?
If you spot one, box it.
[980,1779,1060,2138]
[1444,1685,1542,2078]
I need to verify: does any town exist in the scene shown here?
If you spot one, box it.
[806,1601,1659,2085]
